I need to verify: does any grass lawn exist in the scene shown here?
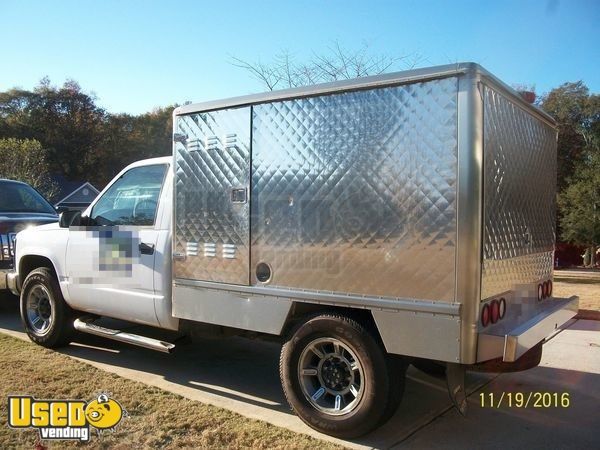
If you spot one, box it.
[0,333,341,449]
[554,271,600,311]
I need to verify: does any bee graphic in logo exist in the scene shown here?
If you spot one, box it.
[84,394,124,431]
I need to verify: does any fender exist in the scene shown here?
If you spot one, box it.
[15,226,72,304]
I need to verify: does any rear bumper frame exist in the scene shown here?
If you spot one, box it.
[477,296,579,363]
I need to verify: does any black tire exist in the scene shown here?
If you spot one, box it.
[280,313,402,438]
[20,267,74,348]
[379,354,408,426]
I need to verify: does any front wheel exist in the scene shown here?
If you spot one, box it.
[280,314,402,438]
[20,267,74,348]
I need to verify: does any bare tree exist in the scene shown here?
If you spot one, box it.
[231,41,422,91]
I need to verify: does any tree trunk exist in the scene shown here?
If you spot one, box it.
[583,247,592,267]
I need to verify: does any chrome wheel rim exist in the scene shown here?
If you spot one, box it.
[26,285,53,335]
[298,337,364,415]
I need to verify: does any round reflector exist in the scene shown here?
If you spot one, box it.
[490,300,500,324]
[547,280,553,297]
[481,304,490,327]
[498,298,506,319]
[537,284,544,301]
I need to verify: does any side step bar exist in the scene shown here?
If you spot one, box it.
[73,318,175,353]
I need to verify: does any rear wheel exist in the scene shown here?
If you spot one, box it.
[379,354,408,425]
[280,314,404,438]
[20,267,74,348]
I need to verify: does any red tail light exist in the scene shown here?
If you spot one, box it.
[498,297,506,319]
[481,304,490,327]
[490,300,500,324]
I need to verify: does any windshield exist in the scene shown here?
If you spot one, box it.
[0,181,56,214]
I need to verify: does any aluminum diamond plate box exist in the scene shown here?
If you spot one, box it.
[481,86,557,299]
[174,107,251,285]
[173,63,559,321]
[171,63,569,364]
[251,79,458,301]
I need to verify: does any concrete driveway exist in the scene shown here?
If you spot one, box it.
[0,293,598,449]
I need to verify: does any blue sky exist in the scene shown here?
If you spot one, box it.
[1,0,598,114]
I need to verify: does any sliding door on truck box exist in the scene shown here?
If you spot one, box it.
[173,107,251,285]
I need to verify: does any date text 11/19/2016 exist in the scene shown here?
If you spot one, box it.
[479,392,570,408]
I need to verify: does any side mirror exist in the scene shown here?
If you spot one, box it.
[59,210,82,228]
[56,206,69,214]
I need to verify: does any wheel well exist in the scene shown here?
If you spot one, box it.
[284,302,384,346]
[19,255,56,281]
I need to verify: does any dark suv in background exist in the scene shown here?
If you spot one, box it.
[0,179,58,291]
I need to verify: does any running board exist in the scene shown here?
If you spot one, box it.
[73,318,175,353]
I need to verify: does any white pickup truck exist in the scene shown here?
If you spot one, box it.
[8,64,579,438]
[9,157,177,337]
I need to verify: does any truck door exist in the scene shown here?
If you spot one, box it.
[173,107,251,285]
[64,163,169,326]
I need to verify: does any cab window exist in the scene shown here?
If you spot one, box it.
[91,164,167,226]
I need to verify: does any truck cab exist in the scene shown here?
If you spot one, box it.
[11,157,177,334]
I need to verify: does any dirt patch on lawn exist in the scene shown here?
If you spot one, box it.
[553,276,600,311]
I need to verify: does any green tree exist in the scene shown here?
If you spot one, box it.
[0,79,106,184]
[540,81,599,265]
[0,138,58,199]
[129,106,174,161]
[558,151,600,267]
[0,79,175,189]
[98,106,174,186]
[540,81,600,191]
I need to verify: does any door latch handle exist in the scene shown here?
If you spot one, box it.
[173,252,186,261]
[231,187,247,204]
[139,242,155,255]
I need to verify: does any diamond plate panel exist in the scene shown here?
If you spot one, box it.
[174,107,250,285]
[251,78,458,301]
[482,86,557,299]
